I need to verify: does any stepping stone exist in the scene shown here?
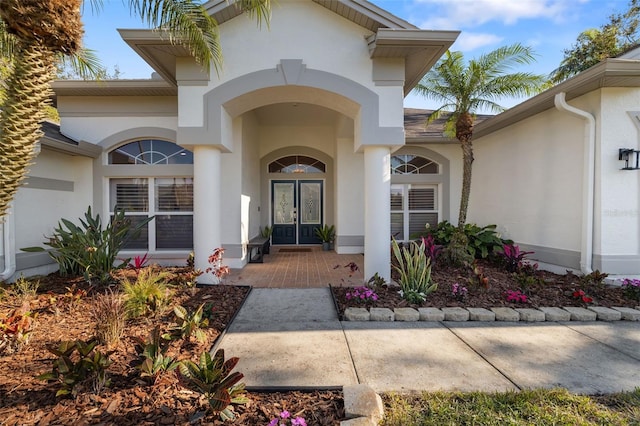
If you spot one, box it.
[344,308,370,321]
[490,307,520,321]
[441,307,469,321]
[587,306,621,321]
[611,307,640,321]
[418,307,445,321]
[514,308,545,322]
[394,308,419,321]
[538,307,571,322]
[369,308,394,322]
[467,307,495,321]
[563,306,597,321]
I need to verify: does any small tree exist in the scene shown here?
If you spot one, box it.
[415,44,544,264]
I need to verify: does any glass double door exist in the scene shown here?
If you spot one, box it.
[271,180,323,245]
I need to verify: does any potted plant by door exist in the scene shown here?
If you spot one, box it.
[260,225,273,254]
[315,224,335,251]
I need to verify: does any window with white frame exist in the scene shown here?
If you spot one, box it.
[108,140,193,251]
[390,184,439,240]
[390,153,441,241]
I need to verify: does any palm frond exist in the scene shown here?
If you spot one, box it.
[235,0,271,28]
[58,47,104,80]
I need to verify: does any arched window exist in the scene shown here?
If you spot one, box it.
[391,154,438,174]
[390,154,441,240]
[268,155,326,173]
[109,139,193,165]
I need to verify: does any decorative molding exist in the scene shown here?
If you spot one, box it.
[24,177,74,192]
[337,235,365,246]
[16,251,55,271]
[516,243,581,270]
[593,254,640,275]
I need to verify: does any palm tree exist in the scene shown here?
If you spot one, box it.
[414,43,544,264]
[0,0,270,219]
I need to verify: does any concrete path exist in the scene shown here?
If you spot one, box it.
[217,288,640,394]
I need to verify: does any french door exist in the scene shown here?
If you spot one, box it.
[271,180,323,245]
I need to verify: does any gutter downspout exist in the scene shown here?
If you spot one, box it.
[554,92,595,274]
[0,205,16,281]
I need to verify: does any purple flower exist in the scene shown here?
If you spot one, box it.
[280,410,290,419]
[268,419,278,426]
[292,417,307,426]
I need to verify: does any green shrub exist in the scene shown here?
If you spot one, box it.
[21,206,152,284]
[38,339,111,397]
[168,304,209,343]
[133,326,179,384]
[121,267,170,318]
[419,221,512,260]
[391,238,437,303]
[176,349,248,421]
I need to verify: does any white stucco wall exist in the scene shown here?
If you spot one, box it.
[15,150,93,248]
[178,0,404,133]
[420,144,462,223]
[242,112,262,242]
[470,101,588,253]
[335,137,364,249]
[258,125,335,159]
[598,87,640,255]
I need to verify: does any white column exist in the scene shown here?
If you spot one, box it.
[364,146,391,282]
[193,145,221,284]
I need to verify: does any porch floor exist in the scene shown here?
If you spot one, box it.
[224,246,364,288]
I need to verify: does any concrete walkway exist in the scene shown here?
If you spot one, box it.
[217,288,640,394]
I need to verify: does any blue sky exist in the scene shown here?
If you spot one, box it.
[81,0,628,109]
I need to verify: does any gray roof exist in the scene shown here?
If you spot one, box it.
[404,108,493,143]
[39,121,102,158]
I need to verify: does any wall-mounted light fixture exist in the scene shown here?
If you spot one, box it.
[619,148,640,170]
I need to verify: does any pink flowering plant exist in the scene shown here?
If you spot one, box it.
[268,410,307,426]
[205,248,230,284]
[572,289,593,305]
[505,290,528,303]
[345,286,379,304]
[622,278,640,301]
[451,283,468,301]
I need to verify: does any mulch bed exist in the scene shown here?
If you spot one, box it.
[0,268,345,425]
[332,259,638,318]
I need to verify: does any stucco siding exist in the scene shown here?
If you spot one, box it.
[335,137,364,249]
[242,112,262,242]
[14,149,93,257]
[62,116,178,146]
[598,87,640,255]
[419,143,462,224]
[470,104,585,253]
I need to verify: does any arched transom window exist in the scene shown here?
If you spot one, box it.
[269,155,326,173]
[109,139,193,165]
[391,154,438,174]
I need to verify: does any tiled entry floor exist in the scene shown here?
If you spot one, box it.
[224,246,364,288]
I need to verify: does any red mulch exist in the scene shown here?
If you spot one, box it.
[0,268,344,425]
[332,259,638,317]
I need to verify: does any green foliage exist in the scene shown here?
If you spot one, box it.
[367,272,387,292]
[314,224,336,243]
[580,270,609,288]
[259,225,273,238]
[440,230,474,267]
[426,221,511,261]
[391,238,437,303]
[133,326,178,384]
[381,388,640,425]
[21,206,152,284]
[551,0,640,83]
[12,275,39,302]
[169,304,209,343]
[121,267,170,318]
[176,349,248,420]
[38,339,111,397]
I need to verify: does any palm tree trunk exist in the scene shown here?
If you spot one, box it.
[0,42,55,218]
[456,112,474,229]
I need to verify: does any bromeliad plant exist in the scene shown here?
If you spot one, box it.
[176,349,248,421]
[21,206,153,284]
[38,339,112,397]
[391,238,437,303]
[499,244,535,273]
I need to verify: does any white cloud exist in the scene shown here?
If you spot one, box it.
[452,32,504,51]
[415,0,583,29]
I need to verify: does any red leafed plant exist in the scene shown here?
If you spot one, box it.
[572,289,593,304]
[0,304,36,355]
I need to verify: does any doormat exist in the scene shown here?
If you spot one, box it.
[278,248,313,253]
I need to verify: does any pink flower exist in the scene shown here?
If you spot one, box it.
[280,410,290,419]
